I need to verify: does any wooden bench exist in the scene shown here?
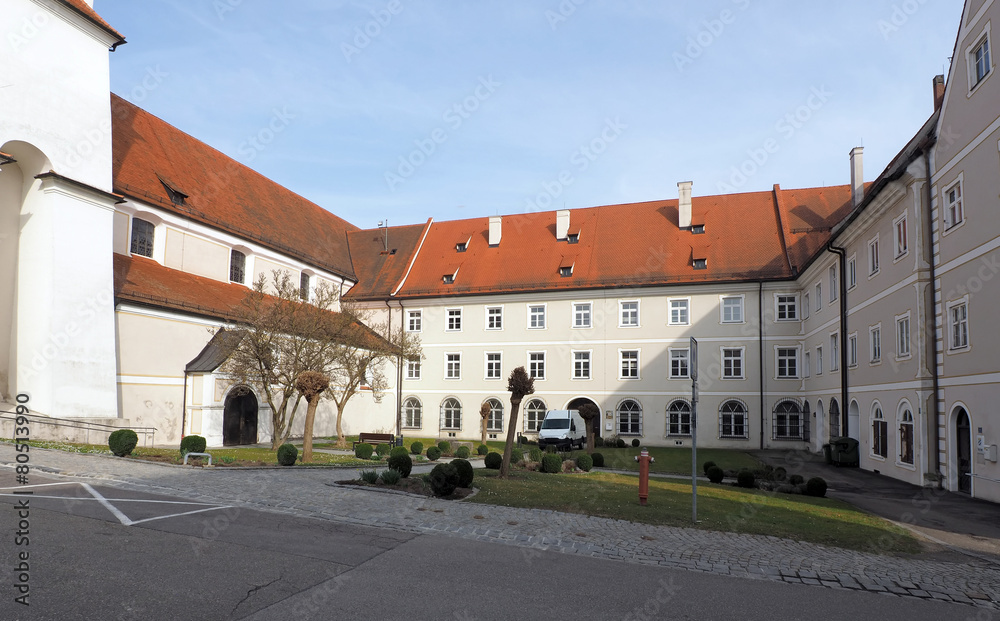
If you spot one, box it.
[352,433,396,449]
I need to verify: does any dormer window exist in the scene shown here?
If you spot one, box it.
[455,242,467,253]
[567,232,580,244]
[159,178,188,206]
[691,225,705,234]
[443,274,455,284]
[130,218,155,258]
[559,266,572,277]
[693,258,707,270]
[229,250,246,284]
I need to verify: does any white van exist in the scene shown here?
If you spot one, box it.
[537,409,586,450]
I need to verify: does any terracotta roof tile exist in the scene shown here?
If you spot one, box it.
[111,95,358,280]
[57,0,125,42]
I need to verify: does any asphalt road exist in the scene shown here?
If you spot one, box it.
[0,472,967,621]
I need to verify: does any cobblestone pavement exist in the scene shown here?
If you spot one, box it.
[4,445,999,611]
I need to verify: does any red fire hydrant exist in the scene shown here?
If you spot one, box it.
[635,448,654,506]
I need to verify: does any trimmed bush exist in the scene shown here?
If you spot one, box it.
[616,438,627,448]
[437,440,452,455]
[109,429,139,457]
[772,466,788,482]
[540,453,562,474]
[789,474,805,486]
[390,446,409,459]
[355,443,374,460]
[528,447,543,462]
[484,452,502,469]
[706,465,725,484]
[277,443,298,466]
[179,434,206,456]
[455,446,471,459]
[375,443,392,458]
[736,470,756,489]
[380,468,402,485]
[426,446,442,461]
[476,444,489,456]
[387,453,413,478]
[452,458,474,488]
[575,454,593,472]
[410,441,424,456]
[631,438,640,448]
[359,469,379,484]
[805,477,828,498]
[594,436,604,448]
[429,463,459,497]
[591,452,605,468]
[703,460,717,476]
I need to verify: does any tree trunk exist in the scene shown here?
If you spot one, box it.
[302,395,319,462]
[586,425,595,455]
[335,399,348,448]
[481,415,488,447]
[499,397,522,478]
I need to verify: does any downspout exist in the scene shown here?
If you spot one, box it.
[921,142,942,484]
[385,299,403,441]
[758,281,765,450]
[827,244,849,434]
[180,370,189,439]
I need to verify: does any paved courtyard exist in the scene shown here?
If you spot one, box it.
[2,444,998,611]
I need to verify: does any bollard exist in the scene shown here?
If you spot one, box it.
[635,448,653,506]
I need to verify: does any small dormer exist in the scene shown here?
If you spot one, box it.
[693,258,707,270]
[567,229,580,244]
[559,256,575,277]
[443,265,460,284]
[158,175,188,206]
[455,236,471,252]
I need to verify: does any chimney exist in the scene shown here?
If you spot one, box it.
[850,147,864,208]
[489,216,502,246]
[677,181,693,229]
[556,209,570,240]
[932,74,945,112]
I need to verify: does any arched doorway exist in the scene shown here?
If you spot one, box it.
[223,387,258,446]
[814,400,825,451]
[829,399,840,439]
[848,400,860,441]
[955,407,972,494]
[566,397,601,440]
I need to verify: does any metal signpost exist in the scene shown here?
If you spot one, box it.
[690,337,698,524]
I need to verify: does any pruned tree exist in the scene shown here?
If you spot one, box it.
[295,370,329,462]
[479,401,491,447]
[500,366,534,478]
[578,403,599,454]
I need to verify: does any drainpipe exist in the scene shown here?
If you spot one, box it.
[920,142,942,485]
[384,299,402,440]
[180,370,189,440]
[758,281,765,450]
[827,244,849,434]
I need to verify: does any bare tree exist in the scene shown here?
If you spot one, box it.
[500,366,534,478]
[578,403,599,454]
[479,401,491,447]
[295,371,329,462]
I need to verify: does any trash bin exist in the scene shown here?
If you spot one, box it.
[830,437,859,467]
[822,443,832,464]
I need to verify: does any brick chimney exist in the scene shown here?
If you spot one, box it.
[850,147,864,208]
[933,74,945,112]
[677,181,693,229]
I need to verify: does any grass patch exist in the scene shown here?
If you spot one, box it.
[469,470,919,554]
[576,446,762,475]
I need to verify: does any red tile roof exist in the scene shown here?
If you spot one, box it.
[58,0,125,43]
[347,185,855,300]
[346,221,431,299]
[111,95,359,280]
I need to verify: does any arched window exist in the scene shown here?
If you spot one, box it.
[829,399,840,438]
[402,397,422,429]
[719,400,748,439]
[440,397,462,431]
[524,398,546,433]
[485,398,504,432]
[230,249,246,284]
[666,400,691,436]
[130,218,155,258]
[617,399,642,436]
[773,400,802,440]
[871,404,887,458]
[898,404,914,465]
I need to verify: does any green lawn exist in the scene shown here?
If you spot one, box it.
[569,446,762,475]
[469,470,919,554]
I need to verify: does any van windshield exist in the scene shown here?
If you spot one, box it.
[541,418,570,430]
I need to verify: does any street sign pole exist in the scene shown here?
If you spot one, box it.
[690,337,698,524]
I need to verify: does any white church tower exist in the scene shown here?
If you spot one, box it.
[0,0,125,418]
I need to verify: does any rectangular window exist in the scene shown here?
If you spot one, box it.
[830,334,839,371]
[776,348,798,378]
[573,302,592,328]
[446,353,461,379]
[446,308,462,331]
[829,266,838,302]
[870,326,881,363]
[722,348,743,379]
[803,351,811,378]
[848,333,858,367]
[894,214,908,258]
[406,360,421,380]
[299,273,310,301]
[406,310,422,333]
[816,346,824,374]
[973,35,992,85]
[620,301,639,327]
[721,296,743,323]
[669,348,689,379]
[950,301,969,349]
[485,352,502,379]
[528,304,546,329]
[848,255,857,289]
[815,283,822,308]
[486,306,503,330]
[896,315,911,358]
[669,298,690,325]
[529,352,546,380]
[868,236,880,275]
[945,180,964,229]
[229,250,246,284]
[130,218,155,258]
[620,350,639,379]
[573,351,591,379]
[776,295,798,321]
[803,293,810,319]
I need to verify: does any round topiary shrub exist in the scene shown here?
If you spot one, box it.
[591,452,605,468]
[540,453,562,474]
[476,444,489,456]
[789,474,805,486]
[109,429,139,457]
[426,446,442,461]
[179,434,206,456]
[387,452,413,478]
[575,454,593,472]
[375,443,391,458]
[484,452,502,469]
[736,470,756,489]
[616,438,627,448]
[455,446,471,459]
[437,440,451,455]
[528,447,543,462]
[390,446,408,458]
[805,477,828,497]
[277,443,298,466]
[354,442,374,460]
[410,441,424,456]
[452,458,474,488]
[631,438,640,448]
[594,436,604,448]
[429,463,459,497]
[772,466,787,482]
[703,460,717,476]
[707,465,725,484]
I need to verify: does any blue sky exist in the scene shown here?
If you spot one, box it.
[99,0,965,229]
